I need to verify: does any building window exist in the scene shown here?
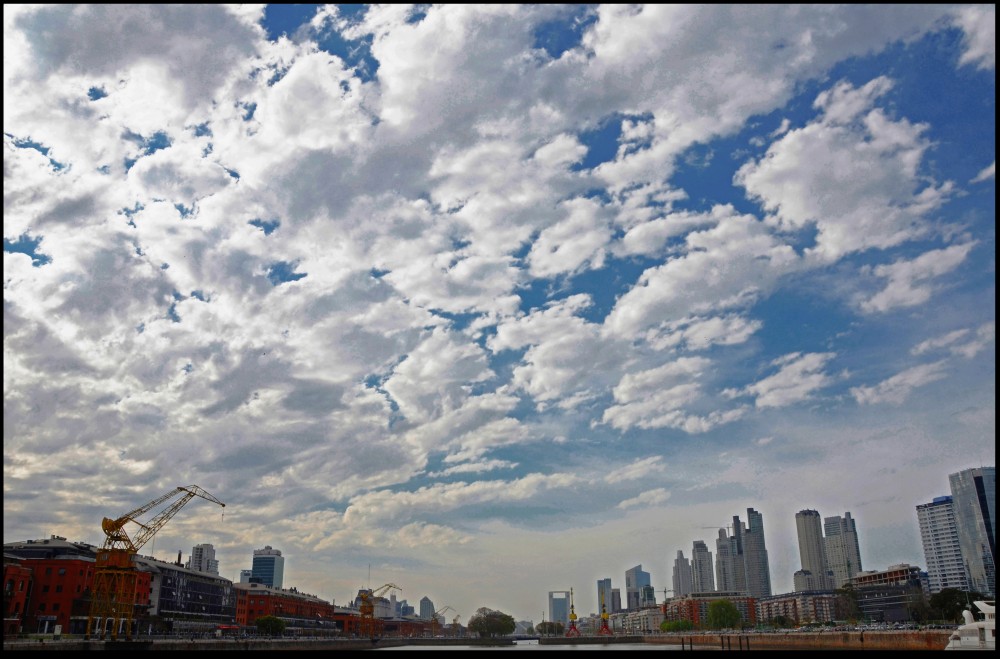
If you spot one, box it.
[55,585,63,593]
[42,585,50,593]
[53,603,60,611]
[58,568,66,576]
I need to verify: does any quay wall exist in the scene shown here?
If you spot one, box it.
[644,630,952,651]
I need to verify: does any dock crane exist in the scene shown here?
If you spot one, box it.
[86,485,225,640]
[429,605,454,637]
[358,583,401,639]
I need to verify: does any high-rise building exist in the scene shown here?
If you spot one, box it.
[419,596,435,619]
[795,510,833,591]
[691,540,716,593]
[917,496,970,594]
[715,528,737,592]
[949,466,996,596]
[611,588,622,614]
[548,591,570,626]
[239,568,252,584]
[672,550,693,597]
[186,543,220,575]
[743,508,772,598]
[824,512,862,588]
[597,578,613,615]
[731,516,748,594]
[251,545,284,589]
[625,565,651,611]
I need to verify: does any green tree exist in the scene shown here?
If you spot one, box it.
[535,621,564,636]
[929,589,987,623]
[255,615,286,636]
[834,585,862,623]
[467,607,516,638]
[706,600,742,629]
[661,619,694,632]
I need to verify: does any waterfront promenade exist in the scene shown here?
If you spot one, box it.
[4,630,952,651]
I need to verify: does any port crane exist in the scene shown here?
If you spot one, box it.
[430,605,454,637]
[565,588,580,637]
[86,485,225,640]
[358,583,401,639]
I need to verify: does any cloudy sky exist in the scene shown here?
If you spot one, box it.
[3,5,994,622]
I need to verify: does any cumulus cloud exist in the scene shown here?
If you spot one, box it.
[736,352,837,409]
[971,161,995,183]
[859,243,975,314]
[617,487,671,510]
[851,360,950,405]
[953,5,995,70]
[736,78,953,262]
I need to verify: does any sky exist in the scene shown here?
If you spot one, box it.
[2,4,995,624]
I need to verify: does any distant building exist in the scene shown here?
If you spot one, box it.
[824,512,862,588]
[795,510,833,590]
[419,596,435,620]
[742,508,772,598]
[625,565,651,611]
[597,578,613,616]
[611,588,622,614]
[757,590,844,625]
[916,495,970,594]
[239,569,252,584]
[715,528,737,592]
[672,550,693,597]
[948,466,996,596]
[854,564,927,623]
[185,543,220,575]
[662,591,757,629]
[251,546,284,589]
[548,590,570,627]
[691,540,715,593]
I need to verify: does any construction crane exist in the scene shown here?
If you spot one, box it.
[357,583,401,639]
[86,485,225,640]
[429,605,454,637]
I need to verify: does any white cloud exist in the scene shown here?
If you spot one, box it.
[617,487,671,510]
[604,456,667,484]
[851,360,949,405]
[953,5,995,70]
[971,161,995,183]
[740,352,837,409]
[736,78,953,262]
[859,243,975,314]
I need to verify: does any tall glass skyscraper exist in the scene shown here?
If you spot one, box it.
[743,508,772,598]
[824,512,862,588]
[597,578,613,615]
[916,495,970,594]
[795,509,833,590]
[251,545,284,589]
[672,550,693,597]
[691,540,715,593]
[949,466,996,596]
[625,564,651,611]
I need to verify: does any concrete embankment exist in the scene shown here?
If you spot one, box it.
[2,638,407,651]
[644,630,952,651]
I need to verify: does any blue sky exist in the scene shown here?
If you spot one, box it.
[3,5,994,622]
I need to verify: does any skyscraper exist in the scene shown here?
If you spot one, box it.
[731,516,748,594]
[548,591,570,626]
[611,588,622,614]
[824,512,862,588]
[916,496,970,594]
[186,543,220,575]
[949,466,996,596]
[691,540,716,593]
[597,578,613,615]
[742,508,772,598]
[672,550,693,597]
[420,596,435,619]
[625,564,651,611]
[715,528,736,592]
[795,510,833,591]
[251,545,284,589]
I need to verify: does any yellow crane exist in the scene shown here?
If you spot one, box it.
[358,583,401,639]
[86,485,225,640]
[429,605,454,637]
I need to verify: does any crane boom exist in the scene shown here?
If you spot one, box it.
[88,485,225,640]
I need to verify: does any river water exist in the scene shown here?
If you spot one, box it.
[376,640,708,651]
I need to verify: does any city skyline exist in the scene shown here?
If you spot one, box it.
[3,4,995,624]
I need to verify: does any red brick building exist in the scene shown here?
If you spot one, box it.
[3,560,33,635]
